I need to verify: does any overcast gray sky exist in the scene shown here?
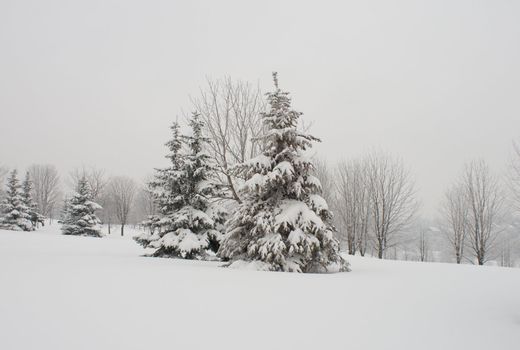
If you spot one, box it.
[1,0,520,217]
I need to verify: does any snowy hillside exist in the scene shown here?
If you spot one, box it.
[0,226,519,350]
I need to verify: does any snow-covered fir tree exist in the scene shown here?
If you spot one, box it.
[61,177,102,237]
[135,113,226,259]
[218,73,349,273]
[21,172,45,228]
[135,121,184,246]
[0,170,33,231]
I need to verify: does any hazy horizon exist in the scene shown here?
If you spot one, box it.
[2,0,520,218]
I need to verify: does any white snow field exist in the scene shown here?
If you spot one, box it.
[1,226,519,350]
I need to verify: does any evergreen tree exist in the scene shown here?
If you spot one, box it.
[135,114,226,259]
[134,121,184,247]
[218,73,349,273]
[61,177,102,237]
[0,170,33,231]
[21,172,45,228]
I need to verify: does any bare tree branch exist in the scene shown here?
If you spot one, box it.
[365,152,419,259]
[463,160,504,265]
[68,166,108,202]
[28,164,61,220]
[190,76,266,203]
[440,183,468,264]
[333,158,371,256]
[108,176,137,236]
[509,140,520,213]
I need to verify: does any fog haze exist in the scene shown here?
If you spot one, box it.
[1,0,520,216]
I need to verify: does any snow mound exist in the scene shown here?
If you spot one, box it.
[226,259,273,271]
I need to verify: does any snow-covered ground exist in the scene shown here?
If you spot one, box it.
[0,226,519,350]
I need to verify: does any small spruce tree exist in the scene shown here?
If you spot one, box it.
[21,172,44,228]
[61,177,102,237]
[218,73,349,273]
[0,170,33,231]
[134,121,184,247]
[135,113,226,259]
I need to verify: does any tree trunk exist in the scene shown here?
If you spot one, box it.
[477,254,484,265]
[121,224,124,236]
[226,174,242,204]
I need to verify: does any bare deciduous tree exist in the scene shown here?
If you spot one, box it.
[99,191,115,234]
[190,76,265,203]
[440,183,468,264]
[334,159,371,255]
[417,227,429,262]
[463,160,504,265]
[108,176,137,236]
[28,164,61,220]
[136,184,157,220]
[312,157,367,253]
[68,166,107,201]
[0,165,8,199]
[0,166,7,182]
[498,237,513,268]
[509,141,520,213]
[312,158,334,204]
[365,152,418,259]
